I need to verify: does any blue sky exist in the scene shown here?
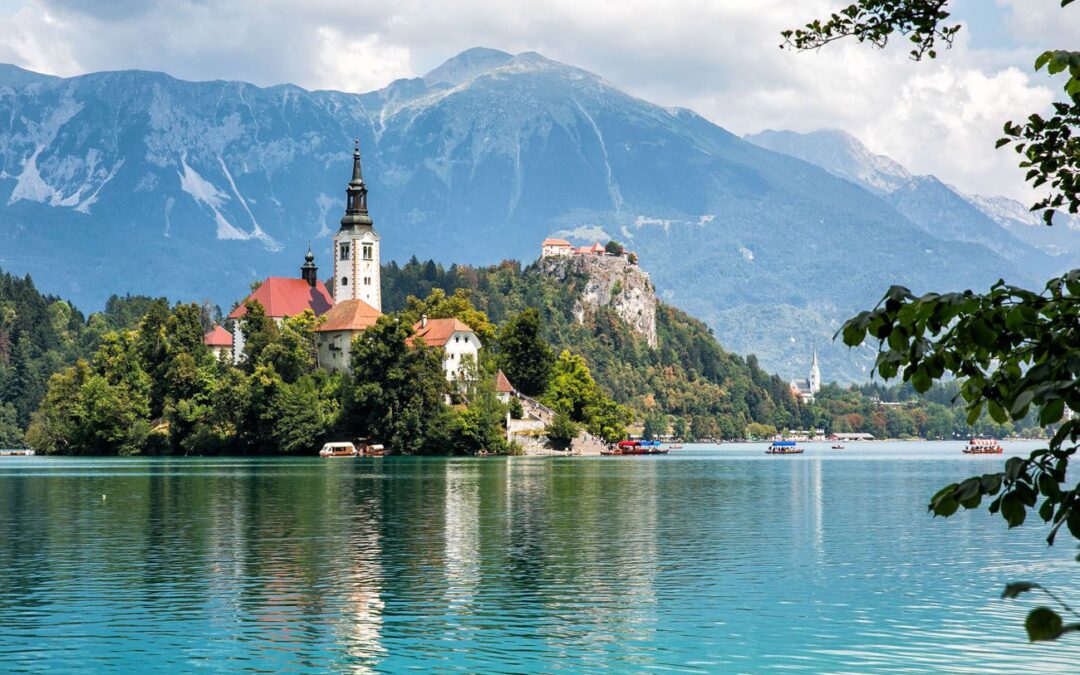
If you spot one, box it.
[0,0,1075,200]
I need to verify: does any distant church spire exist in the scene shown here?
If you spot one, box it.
[301,241,318,287]
[809,344,821,394]
[340,138,373,230]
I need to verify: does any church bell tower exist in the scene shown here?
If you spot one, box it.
[332,139,381,311]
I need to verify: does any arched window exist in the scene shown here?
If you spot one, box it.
[341,277,348,286]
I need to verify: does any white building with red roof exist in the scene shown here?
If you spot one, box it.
[407,315,482,381]
[203,324,234,361]
[541,237,573,258]
[495,369,516,404]
[315,298,382,373]
[227,247,334,363]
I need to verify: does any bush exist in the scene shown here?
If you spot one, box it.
[546,411,578,450]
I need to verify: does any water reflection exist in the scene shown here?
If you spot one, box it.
[0,445,1078,672]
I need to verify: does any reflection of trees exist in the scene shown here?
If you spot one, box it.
[499,458,662,665]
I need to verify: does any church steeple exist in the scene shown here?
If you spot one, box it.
[301,242,318,287]
[340,139,373,230]
[809,345,821,394]
[331,139,382,312]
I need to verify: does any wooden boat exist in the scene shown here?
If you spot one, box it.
[766,441,804,455]
[611,440,669,455]
[359,443,386,457]
[601,447,622,455]
[831,444,845,449]
[963,438,1003,454]
[319,442,358,458]
[669,444,684,450]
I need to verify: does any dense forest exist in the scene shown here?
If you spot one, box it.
[0,259,1044,453]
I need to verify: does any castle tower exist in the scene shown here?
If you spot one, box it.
[332,139,381,311]
[809,346,821,394]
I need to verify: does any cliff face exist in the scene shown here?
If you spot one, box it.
[541,254,658,347]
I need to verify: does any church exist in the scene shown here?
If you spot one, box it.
[208,141,480,377]
[789,347,821,402]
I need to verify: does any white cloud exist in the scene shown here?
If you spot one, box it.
[0,0,1066,202]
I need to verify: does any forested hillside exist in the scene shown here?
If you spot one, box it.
[384,257,804,439]
[1,260,1041,452]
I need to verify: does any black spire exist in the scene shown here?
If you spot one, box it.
[301,241,318,287]
[340,138,373,230]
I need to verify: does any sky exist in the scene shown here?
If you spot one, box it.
[0,0,1076,201]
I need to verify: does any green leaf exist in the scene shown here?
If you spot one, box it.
[1040,399,1065,426]
[1001,492,1027,528]
[1002,581,1040,599]
[988,400,1008,424]
[1026,607,1064,642]
[911,368,931,393]
[980,473,1002,495]
[1010,389,1036,417]
[1068,512,1080,540]
[966,402,984,426]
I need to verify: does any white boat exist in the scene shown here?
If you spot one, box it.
[319,442,358,458]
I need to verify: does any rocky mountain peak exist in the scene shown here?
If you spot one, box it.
[422,47,514,86]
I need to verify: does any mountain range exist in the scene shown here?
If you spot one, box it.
[0,48,1069,382]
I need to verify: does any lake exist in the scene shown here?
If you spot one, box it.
[1,442,1078,672]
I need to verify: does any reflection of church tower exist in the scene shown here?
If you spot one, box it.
[332,140,382,311]
[809,346,821,394]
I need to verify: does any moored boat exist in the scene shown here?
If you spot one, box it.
[610,440,669,455]
[766,441,804,455]
[963,438,1003,454]
[319,442,358,457]
[831,444,845,450]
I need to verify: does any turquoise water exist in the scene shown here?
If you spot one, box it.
[1,442,1077,672]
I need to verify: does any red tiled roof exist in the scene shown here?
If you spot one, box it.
[203,325,233,347]
[227,277,333,319]
[495,369,515,393]
[542,238,571,247]
[316,298,381,332]
[407,318,475,348]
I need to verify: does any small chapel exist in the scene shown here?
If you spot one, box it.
[789,346,821,402]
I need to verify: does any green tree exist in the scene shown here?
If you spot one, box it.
[642,408,669,440]
[746,422,777,440]
[544,350,600,421]
[239,300,278,371]
[546,411,579,450]
[605,240,625,256]
[497,308,555,396]
[0,402,24,448]
[672,416,690,441]
[346,316,449,454]
[788,0,1080,641]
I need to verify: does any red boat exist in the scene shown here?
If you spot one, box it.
[963,438,1003,454]
[611,440,668,455]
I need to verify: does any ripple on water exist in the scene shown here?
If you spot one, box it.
[0,443,1077,672]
